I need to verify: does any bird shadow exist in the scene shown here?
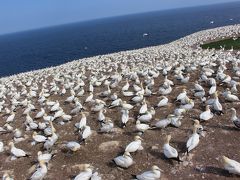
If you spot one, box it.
[195,166,239,178]
[106,160,118,168]
[147,147,174,165]
[207,124,239,132]
[172,140,187,154]
[221,125,240,131]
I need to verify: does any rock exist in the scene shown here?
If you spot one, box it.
[59,121,65,125]
[99,141,120,152]
[112,128,124,134]
[101,174,116,179]
[151,145,158,150]
[183,161,189,167]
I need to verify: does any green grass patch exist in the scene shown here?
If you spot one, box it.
[201,37,240,50]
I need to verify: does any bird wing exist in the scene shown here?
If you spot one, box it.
[74,172,92,180]
[233,120,240,129]
[137,171,155,180]
[13,148,26,157]
[187,134,199,151]
[125,141,139,152]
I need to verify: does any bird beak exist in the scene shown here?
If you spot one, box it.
[159,168,164,172]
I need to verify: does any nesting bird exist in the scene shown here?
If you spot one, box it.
[125,136,143,153]
[133,165,162,180]
[113,151,133,168]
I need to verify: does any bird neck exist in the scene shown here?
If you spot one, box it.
[231,110,237,120]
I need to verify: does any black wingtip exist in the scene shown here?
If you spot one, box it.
[79,138,85,144]
[131,174,137,179]
[170,156,183,163]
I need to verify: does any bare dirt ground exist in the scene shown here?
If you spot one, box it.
[1,59,240,180]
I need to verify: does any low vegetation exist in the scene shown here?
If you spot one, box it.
[201,37,240,50]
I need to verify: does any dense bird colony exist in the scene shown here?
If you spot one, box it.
[0,25,240,180]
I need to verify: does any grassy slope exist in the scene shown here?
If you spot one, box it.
[201,37,240,50]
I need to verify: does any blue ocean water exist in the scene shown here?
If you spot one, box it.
[0,2,240,77]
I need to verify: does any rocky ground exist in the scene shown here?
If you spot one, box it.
[1,61,240,180]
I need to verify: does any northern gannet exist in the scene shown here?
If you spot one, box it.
[139,99,148,114]
[6,112,15,123]
[131,92,144,103]
[90,172,101,180]
[169,115,182,128]
[50,101,60,112]
[122,79,130,91]
[133,165,162,180]
[100,118,114,133]
[80,125,92,142]
[221,156,240,175]
[35,108,45,119]
[155,96,168,108]
[136,120,150,133]
[2,172,14,180]
[194,81,204,92]
[154,116,171,129]
[122,91,135,97]
[159,82,172,95]
[32,132,47,144]
[230,108,240,128]
[0,141,4,152]
[209,85,217,95]
[66,141,81,152]
[53,108,64,120]
[186,125,200,153]
[163,135,181,162]
[193,120,205,134]
[137,111,153,123]
[85,92,94,103]
[37,151,52,163]
[61,113,72,122]
[200,105,214,121]
[74,164,94,180]
[121,109,129,127]
[125,136,143,153]
[174,108,186,116]
[108,98,122,108]
[223,90,239,102]
[121,101,134,110]
[113,151,133,168]
[180,99,194,110]
[98,109,106,122]
[9,142,28,158]
[212,92,223,115]
[30,160,48,180]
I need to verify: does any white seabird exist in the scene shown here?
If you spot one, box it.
[221,156,240,175]
[125,136,143,153]
[163,135,181,162]
[113,151,133,168]
[134,165,163,180]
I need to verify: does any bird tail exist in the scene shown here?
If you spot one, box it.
[79,138,85,144]
[171,156,183,163]
[149,126,157,130]
[131,174,137,179]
